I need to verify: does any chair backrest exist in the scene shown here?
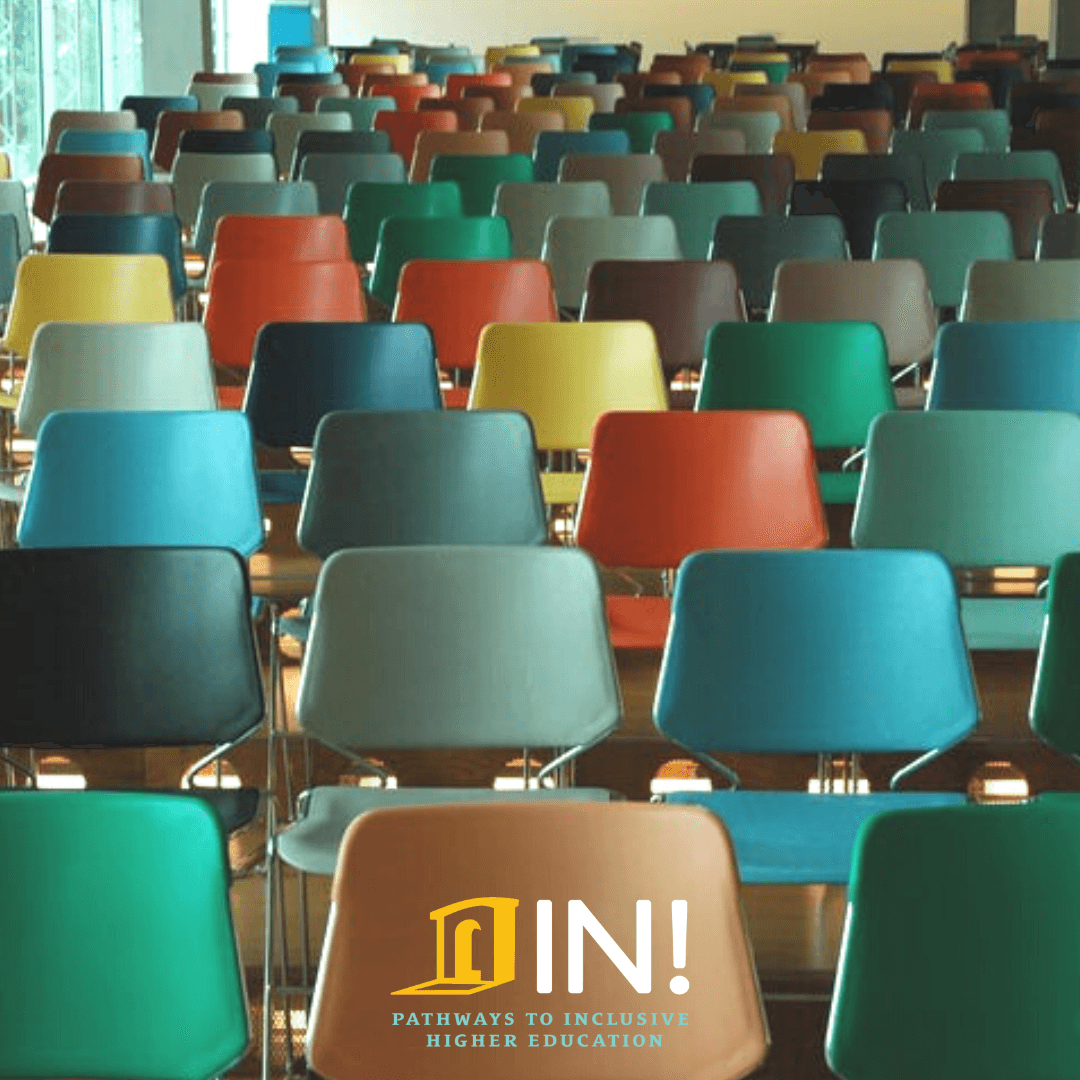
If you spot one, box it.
[532,129,631,183]
[0,179,32,254]
[700,321,894,448]
[828,801,1080,1080]
[171,150,279,229]
[471,321,668,451]
[590,109,676,151]
[542,215,682,310]
[53,179,175,218]
[0,791,248,1079]
[890,127,986,201]
[317,95,395,130]
[17,322,216,437]
[714,93,794,132]
[960,259,1080,320]
[770,259,936,372]
[853,409,1080,566]
[480,107,565,155]
[954,149,1068,212]
[224,94,299,129]
[344,180,463,265]
[55,127,151,178]
[1037,212,1080,258]
[300,152,406,215]
[789,177,909,259]
[772,129,869,180]
[820,151,930,210]
[191,180,320,257]
[267,111,352,175]
[582,259,745,373]
[1012,126,1080,206]
[689,152,795,213]
[558,152,665,215]
[279,80,350,112]
[189,79,258,111]
[32,153,146,223]
[930,321,1080,410]
[639,181,760,260]
[45,108,136,154]
[120,93,198,135]
[909,79,993,126]
[700,107,783,154]
[655,549,977,753]
[177,128,274,155]
[653,129,747,181]
[934,177,1053,259]
[19,410,263,555]
[922,107,1011,151]
[373,109,458,167]
[298,411,547,558]
[409,128,510,181]
[308,802,765,1080]
[289,129,392,177]
[518,94,595,131]
[738,79,808,128]
[493,180,611,259]
[1030,552,1080,753]
[807,107,892,154]
[617,96,693,133]
[4,253,175,358]
[151,109,244,171]
[428,152,533,215]
[873,210,1014,309]
[576,411,827,569]
[208,214,349,267]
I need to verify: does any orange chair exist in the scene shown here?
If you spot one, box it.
[619,71,682,97]
[462,84,525,112]
[373,109,458,167]
[492,61,551,91]
[908,81,993,127]
[364,83,441,111]
[203,258,365,406]
[649,53,711,83]
[338,65,388,95]
[807,53,872,84]
[393,259,557,407]
[206,215,351,279]
[152,109,243,172]
[446,72,512,100]
[574,410,828,648]
[418,96,494,131]
[33,153,145,224]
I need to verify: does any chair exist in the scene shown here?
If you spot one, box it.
[518,94,595,131]
[267,111,352,176]
[53,179,175,218]
[558,153,665,215]
[1029,552,1080,756]
[737,80,808,129]
[207,215,350,271]
[806,107,892,155]
[298,152,406,215]
[809,54,873,84]
[922,107,1011,151]
[343,180,462,267]
[369,216,512,310]
[616,96,693,133]
[651,52,711,83]
[177,128,275,156]
[3,254,174,359]
[954,150,1068,213]
[820,151,930,211]
[711,216,848,314]
[470,321,668,505]
[589,110,676,152]
[909,80,992,127]
[652,129,746,181]
[700,322,894,504]
[959,260,1080,320]
[224,94,299,129]
[827,801,1080,1080]
[0,179,32,254]
[289,129,393,178]
[1011,84,1080,128]
[418,95,495,131]
[929,321,1080,411]
[812,81,894,114]
[189,77,258,112]
[408,128,510,182]
[542,215,682,311]
[645,82,715,120]
[689,152,795,213]
[55,128,151,178]
[853,410,1080,648]
[305,801,766,1080]
[890,127,986,202]
[32,153,145,224]
[1011,126,1080,206]
[700,108,782,154]
[278,80,349,113]
[120,93,198,136]
[44,108,136,155]
[364,83,442,113]
[393,259,556,406]
[1038,213,1080,258]
[191,181,319,259]
[532,129,630,182]
[770,260,936,378]
[372,109,458,168]
[316,95,396,130]
[575,411,827,648]
[655,549,975,882]
[427,153,531,215]
[151,109,244,172]
[582,260,746,378]
[494,180,611,259]
[789,178,908,259]
[714,93,795,133]
[554,80,625,113]
[873,210,1014,311]
[0,790,248,1078]
[935,178,1054,260]
[772,129,869,181]
[480,108,565,155]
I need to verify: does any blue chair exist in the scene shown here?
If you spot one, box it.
[422,58,479,85]
[643,82,715,117]
[120,93,197,137]
[15,411,263,556]
[56,128,152,179]
[656,549,976,884]
[929,322,1080,411]
[245,321,442,504]
[532,129,630,182]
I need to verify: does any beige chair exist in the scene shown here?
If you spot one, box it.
[654,129,746,180]
[267,111,351,178]
[408,129,510,182]
[170,149,278,229]
[554,81,625,113]
[45,109,136,155]
[557,152,666,215]
[186,79,258,111]
[959,260,1080,321]
[494,181,612,259]
[481,108,565,155]
[714,93,794,131]
[736,80,809,130]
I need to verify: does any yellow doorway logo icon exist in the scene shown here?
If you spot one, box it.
[393,897,519,996]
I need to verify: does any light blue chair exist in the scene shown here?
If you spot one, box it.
[56,128,152,179]
[532,129,630,182]
[656,549,975,884]
[921,108,1011,152]
[422,58,479,85]
[640,180,762,259]
[954,149,1069,212]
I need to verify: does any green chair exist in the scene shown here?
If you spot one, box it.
[872,210,1015,310]
[0,790,247,1080]
[699,322,895,504]
[428,153,533,215]
[641,180,763,259]
[921,108,1011,152]
[890,127,986,202]
[343,180,463,265]
[954,149,1069,213]
[1030,552,1080,756]
[828,800,1080,1080]
[589,110,673,153]
[369,215,512,308]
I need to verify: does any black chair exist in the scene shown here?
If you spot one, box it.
[957,66,1023,110]
[0,547,265,834]
[1010,84,1080,128]
[789,177,909,259]
[273,70,344,87]
[289,128,392,178]
[120,93,197,136]
[812,81,895,114]
[690,152,795,214]
[177,127,275,155]
[1037,213,1080,258]
[821,151,929,210]
[222,94,298,130]
[643,81,715,117]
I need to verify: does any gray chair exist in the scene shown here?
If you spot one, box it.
[921,108,1011,152]
[298,152,406,215]
[222,94,298,130]
[738,80,809,130]
[316,95,397,130]
[289,128,393,179]
[0,180,33,254]
[493,180,611,259]
[1038,213,1080,259]
[267,111,351,177]
[652,128,746,181]
[170,149,278,229]
[700,109,782,154]
[190,179,319,258]
[820,151,931,211]
[557,152,665,215]
[641,180,762,259]
[890,127,986,202]
[954,150,1068,213]
[960,259,1080,321]
[0,216,19,305]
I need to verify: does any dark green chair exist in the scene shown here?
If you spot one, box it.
[0,790,248,1079]
[428,153,534,216]
[369,215,512,308]
[828,799,1080,1080]
[1030,552,1080,756]
[699,321,895,504]
[640,180,762,260]
[589,110,673,153]
[343,179,462,265]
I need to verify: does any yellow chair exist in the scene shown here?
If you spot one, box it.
[517,94,595,132]
[470,321,668,505]
[705,70,768,97]
[485,44,541,70]
[349,53,410,74]
[772,128,869,180]
[3,253,175,360]
[0,153,11,180]
[729,51,791,66]
[886,57,954,83]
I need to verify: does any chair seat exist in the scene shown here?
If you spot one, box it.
[665,790,966,884]
[818,470,862,505]
[960,596,1046,650]
[540,470,585,505]
[197,786,262,833]
[258,469,308,504]
[442,386,470,408]
[216,384,245,410]
[276,784,613,875]
[605,594,671,649]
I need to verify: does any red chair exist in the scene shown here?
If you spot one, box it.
[373,109,458,166]
[207,215,351,280]
[908,80,993,127]
[574,410,828,648]
[364,83,441,111]
[445,72,512,100]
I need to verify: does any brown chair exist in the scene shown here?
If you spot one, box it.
[53,179,176,217]
[617,95,693,132]
[463,84,525,112]
[492,61,552,92]
[934,178,1054,258]
[736,82,809,130]
[690,152,795,214]
[654,129,747,181]
[419,96,495,131]
[808,107,893,154]
[307,802,768,1080]
[790,70,852,103]
[618,71,681,97]
[33,154,145,224]
[44,109,136,155]
[558,153,666,215]
[190,70,258,85]
[1034,107,1080,133]
[650,52,711,83]
[360,73,429,91]
[152,109,243,172]
[713,94,794,131]
[582,259,746,379]
[481,109,564,155]
[409,129,510,182]
[1011,126,1080,206]
[807,53,872,84]
[338,64,394,95]
[908,81,993,128]
[277,81,349,112]
[875,70,936,125]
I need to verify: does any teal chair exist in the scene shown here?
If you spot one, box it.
[0,791,248,1080]
[872,209,1015,309]
[369,215,512,308]
[493,180,612,259]
[954,149,1068,212]
[853,410,1080,648]
[343,179,463,265]
[316,95,396,130]
[1030,552,1080,755]
[532,129,630,182]
[656,549,975,883]
[589,110,673,153]
[428,153,534,215]
[890,127,986,201]
[828,800,1080,1080]
[641,180,762,259]
[921,108,1011,152]
[699,321,895,504]
[56,127,152,179]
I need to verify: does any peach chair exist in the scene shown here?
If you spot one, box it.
[409,129,510,182]
[482,109,565,155]
[45,109,136,155]
[374,109,458,168]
